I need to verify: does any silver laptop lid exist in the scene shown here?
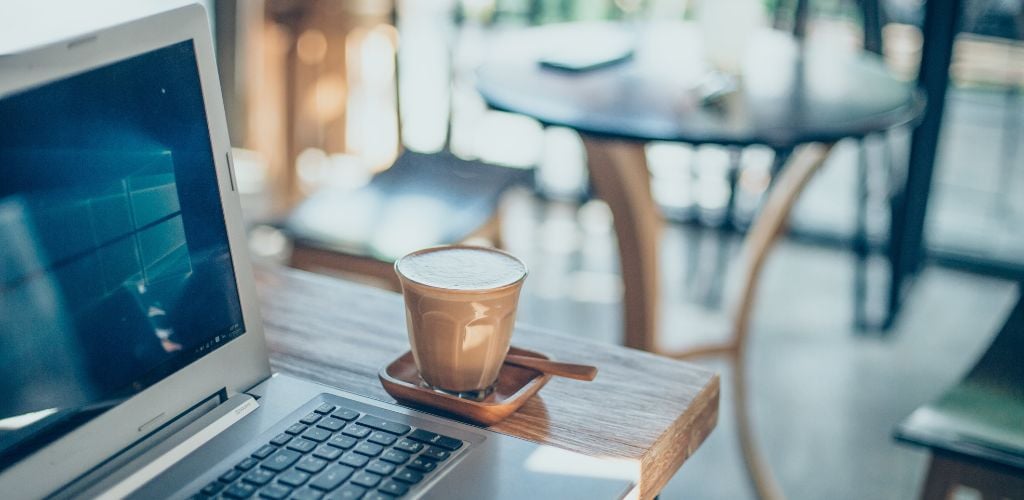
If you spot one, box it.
[0,3,270,497]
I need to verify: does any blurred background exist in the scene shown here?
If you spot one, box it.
[201,0,1021,498]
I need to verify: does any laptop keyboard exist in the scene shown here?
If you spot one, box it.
[191,401,465,500]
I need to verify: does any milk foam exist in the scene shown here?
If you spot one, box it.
[397,247,526,290]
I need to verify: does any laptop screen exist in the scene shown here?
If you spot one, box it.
[0,40,244,468]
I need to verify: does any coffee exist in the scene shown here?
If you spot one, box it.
[395,246,527,395]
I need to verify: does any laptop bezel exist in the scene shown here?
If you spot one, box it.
[0,3,271,497]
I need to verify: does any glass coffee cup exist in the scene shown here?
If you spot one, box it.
[394,245,528,399]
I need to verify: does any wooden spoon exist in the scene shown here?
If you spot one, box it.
[504,354,598,381]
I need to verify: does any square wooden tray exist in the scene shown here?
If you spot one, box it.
[378,346,552,426]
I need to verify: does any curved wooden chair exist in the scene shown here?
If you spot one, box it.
[662,143,836,500]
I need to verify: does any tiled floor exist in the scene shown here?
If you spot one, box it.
[497,188,1018,499]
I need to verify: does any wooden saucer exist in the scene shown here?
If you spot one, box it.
[379,346,552,426]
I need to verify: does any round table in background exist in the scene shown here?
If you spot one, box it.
[475,21,922,350]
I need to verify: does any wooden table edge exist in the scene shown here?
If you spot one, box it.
[639,373,720,499]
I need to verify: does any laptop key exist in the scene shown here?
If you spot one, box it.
[378,479,410,497]
[433,435,463,451]
[300,413,322,425]
[350,470,382,488]
[269,433,292,447]
[406,457,436,473]
[314,403,337,415]
[332,408,360,421]
[421,446,450,461]
[295,456,328,474]
[252,444,277,460]
[242,468,275,486]
[258,483,291,500]
[363,493,394,500]
[392,468,423,484]
[219,469,243,483]
[303,427,332,443]
[392,439,422,454]
[406,429,462,451]
[339,451,370,468]
[292,487,325,500]
[317,417,345,432]
[327,434,358,450]
[223,482,257,499]
[356,416,410,436]
[353,442,384,457]
[236,457,260,471]
[277,469,310,488]
[286,423,308,435]
[367,431,397,447]
[312,444,343,461]
[308,464,355,491]
[365,460,396,476]
[406,429,438,444]
[324,484,366,500]
[201,481,225,495]
[287,438,317,454]
[380,449,411,464]
[262,449,301,472]
[341,424,372,439]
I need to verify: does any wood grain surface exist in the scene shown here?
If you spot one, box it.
[256,265,720,499]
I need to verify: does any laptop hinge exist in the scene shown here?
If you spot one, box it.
[52,389,250,499]
[92,394,259,499]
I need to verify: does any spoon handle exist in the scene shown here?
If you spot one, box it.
[504,354,598,381]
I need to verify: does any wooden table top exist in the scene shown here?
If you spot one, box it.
[255,265,720,499]
[476,21,921,148]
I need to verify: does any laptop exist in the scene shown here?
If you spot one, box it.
[0,3,635,499]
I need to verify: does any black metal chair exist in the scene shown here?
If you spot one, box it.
[895,286,1024,499]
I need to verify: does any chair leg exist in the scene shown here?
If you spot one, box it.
[859,0,885,55]
[920,455,957,500]
[705,148,745,308]
[769,148,793,181]
[667,144,835,500]
[733,144,834,348]
[854,138,870,330]
[732,348,785,500]
[920,453,1024,500]
[996,86,1020,217]
[732,144,833,500]
[666,144,835,361]
[724,147,743,229]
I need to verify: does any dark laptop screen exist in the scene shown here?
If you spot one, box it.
[0,40,244,468]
